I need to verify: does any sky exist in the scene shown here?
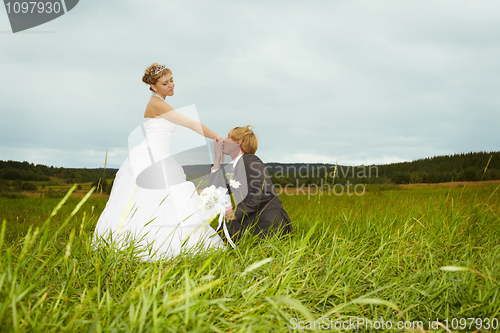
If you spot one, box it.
[1,0,499,168]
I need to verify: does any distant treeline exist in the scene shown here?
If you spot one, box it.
[1,151,499,188]
[374,151,499,184]
[267,151,500,186]
[0,160,117,183]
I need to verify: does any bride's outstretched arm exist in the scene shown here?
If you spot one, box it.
[158,109,222,141]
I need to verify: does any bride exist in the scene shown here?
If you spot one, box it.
[93,63,225,260]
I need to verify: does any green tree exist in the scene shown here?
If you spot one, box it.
[22,182,38,191]
[392,171,410,184]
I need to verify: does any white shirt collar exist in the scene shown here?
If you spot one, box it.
[232,153,244,170]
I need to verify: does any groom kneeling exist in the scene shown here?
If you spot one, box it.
[209,126,292,242]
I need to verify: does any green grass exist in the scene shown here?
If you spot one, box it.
[0,183,499,332]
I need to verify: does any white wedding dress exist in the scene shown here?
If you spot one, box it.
[93,102,224,261]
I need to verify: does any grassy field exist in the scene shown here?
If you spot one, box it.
[0,182,499,332]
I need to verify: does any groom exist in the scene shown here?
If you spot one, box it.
[209,125,292,241]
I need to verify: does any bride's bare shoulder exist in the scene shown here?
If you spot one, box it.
[144,96,175,118]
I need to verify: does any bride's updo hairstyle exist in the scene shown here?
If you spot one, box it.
[229,125,259,154]
[142,63,172,93]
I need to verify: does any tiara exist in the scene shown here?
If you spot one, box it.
[153,64,167,75]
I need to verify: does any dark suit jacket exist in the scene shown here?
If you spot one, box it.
[209,153,292,240]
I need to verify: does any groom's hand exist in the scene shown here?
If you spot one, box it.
[225,207,236,220]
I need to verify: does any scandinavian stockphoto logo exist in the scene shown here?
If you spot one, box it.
[127,104,249,198]
[125,104,248,231]
[3,0,79,33]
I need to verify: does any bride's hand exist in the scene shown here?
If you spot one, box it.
[214,141,224,164]
[214,134,223,142]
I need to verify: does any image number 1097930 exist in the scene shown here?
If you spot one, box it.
[3,0,79,33]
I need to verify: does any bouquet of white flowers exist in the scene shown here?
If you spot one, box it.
[197,185,235,248]
[197,185,231,218]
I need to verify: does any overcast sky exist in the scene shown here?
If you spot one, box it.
[1,0,499,168]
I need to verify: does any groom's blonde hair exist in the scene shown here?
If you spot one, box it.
[229,125,259,154]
